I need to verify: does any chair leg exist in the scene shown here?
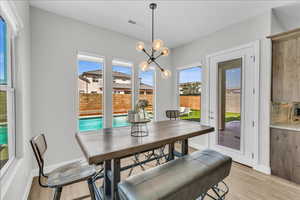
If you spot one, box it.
[53,187,62,200]
[87,178,96,200]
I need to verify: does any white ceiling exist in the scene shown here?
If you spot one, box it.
[29,1,294,48]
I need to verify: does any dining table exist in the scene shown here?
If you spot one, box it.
[75,120,214,200]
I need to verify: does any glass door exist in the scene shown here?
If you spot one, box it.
[217,58,242,150]
[208,43,258,167]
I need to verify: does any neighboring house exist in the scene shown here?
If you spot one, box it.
[226,88,240,94]
[179,82,202,95]
[78,69,153,94]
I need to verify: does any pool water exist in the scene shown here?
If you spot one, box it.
[0,125,8,145]
[79,116,129,131]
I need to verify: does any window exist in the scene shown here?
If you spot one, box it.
[0,16,15,172]
[178,67,202,122]
[112,60,132,127]
[77,54,103,132]
[139,68,155,120]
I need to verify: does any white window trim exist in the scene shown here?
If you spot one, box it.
[138,67,156,121]
[0,14,16,179]
[0,0,23,37]
[176,64,203,113]
[76,52,105,132]
[112,58,134,123]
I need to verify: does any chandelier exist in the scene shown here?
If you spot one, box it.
[136,3,171,79]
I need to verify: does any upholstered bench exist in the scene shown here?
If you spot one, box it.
[118,149,232,200]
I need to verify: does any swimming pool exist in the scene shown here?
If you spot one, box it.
[79,116,129,131]
[0,124,8,145]
[0,116,130,143]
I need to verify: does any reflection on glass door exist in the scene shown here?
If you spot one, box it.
[178,67,202,121]
[218,58,242,150]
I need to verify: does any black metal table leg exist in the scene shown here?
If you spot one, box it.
[181,139,189,156]
[53,187,62,200]
[111,158,121,200]
[87,178,96,200]
[168,143,175,161]
[104,160,112,199]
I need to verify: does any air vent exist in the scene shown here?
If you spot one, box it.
[128,20,137,25]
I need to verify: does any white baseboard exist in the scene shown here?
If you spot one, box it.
[22,170,34,200]
[189,142,207,151]
[253,164,271,175]
[32,157,84,177]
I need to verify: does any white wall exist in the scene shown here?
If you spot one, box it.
[1,1,33,200]
[272,3,300,34]
[171,11,272,171]
[30,7,174,166]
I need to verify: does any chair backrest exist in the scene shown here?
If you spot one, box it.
[166,110,180,120]
[180,107,185,113]
[30,134,47,175]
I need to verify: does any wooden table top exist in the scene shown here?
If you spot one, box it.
[75,120,214,164]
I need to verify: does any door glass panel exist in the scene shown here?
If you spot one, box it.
[178,67,202,122]
[218,58,242,150]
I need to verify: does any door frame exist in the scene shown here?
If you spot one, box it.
[206,41,260,167]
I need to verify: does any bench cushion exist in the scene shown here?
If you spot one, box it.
[118,149,232,200]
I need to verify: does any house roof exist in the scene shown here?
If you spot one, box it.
[79,69,153,90]
[82,69,131,79]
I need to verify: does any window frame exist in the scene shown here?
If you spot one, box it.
[0,15,16,178]
[112,59,134,126]
[138,66,156,121]
[76,52,105,132]
[176,64,203,122]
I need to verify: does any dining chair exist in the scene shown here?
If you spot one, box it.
[30,134,97,200]
[166,110,180,120]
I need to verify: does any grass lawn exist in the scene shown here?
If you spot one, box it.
[180,110,240,122]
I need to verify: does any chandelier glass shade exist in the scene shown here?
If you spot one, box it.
[136,3,171,79]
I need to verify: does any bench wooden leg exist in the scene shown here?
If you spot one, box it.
[111,158,121,200]
[53,187,62,200]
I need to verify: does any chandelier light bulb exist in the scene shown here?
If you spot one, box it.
[161,69,171,79]
[161,47,169,56]
[153,39,164,51]
[136,42,145,51]
[140,61,149,71]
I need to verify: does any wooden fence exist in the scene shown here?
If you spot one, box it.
[179,94,240,113]
[180,96,201,110]
[79,93,239,116]
[79,93,153,116]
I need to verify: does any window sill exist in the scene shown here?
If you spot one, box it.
[0,156,15,179]
[0,157,21,199]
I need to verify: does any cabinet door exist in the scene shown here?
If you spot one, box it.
[291,130,300,184]
[270,128,293,180]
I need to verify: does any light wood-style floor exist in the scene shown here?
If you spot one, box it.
[28,147,300,200]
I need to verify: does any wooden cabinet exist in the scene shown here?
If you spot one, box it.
[269,28,300,102]
[270,128,300,183]
[269,28,300,183]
